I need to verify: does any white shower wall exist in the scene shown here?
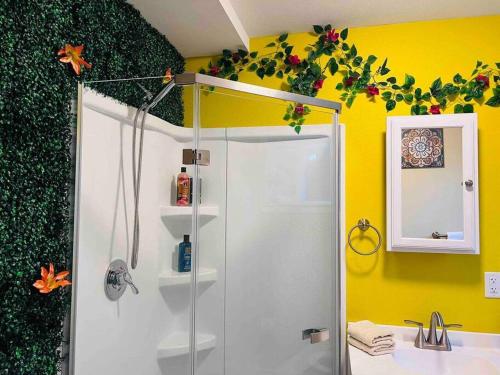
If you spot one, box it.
[72,88,338,375]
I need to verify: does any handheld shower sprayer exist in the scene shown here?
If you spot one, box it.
[131,79,176,270]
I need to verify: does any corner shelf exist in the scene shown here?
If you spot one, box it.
[157,332,216,359]
[160,205,219,219]
[159,268,217,288]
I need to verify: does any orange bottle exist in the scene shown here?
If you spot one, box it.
[176,167,190,206]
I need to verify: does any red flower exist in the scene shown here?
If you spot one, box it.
[367,85,379,96]
[232,53,240,63]
[294,104,304,116]
[475,74,489,88]
[326,29,339,43]
[430,105,441,115]
[344,76,357,87]
[313,79,324,90]
[209,66,220,76]
[288,55,301,66]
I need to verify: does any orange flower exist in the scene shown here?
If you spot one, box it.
[58,44,92,75]
[163,68,173,84]
[33,263,71,294]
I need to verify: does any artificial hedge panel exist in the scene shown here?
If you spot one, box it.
[0,1,184,373]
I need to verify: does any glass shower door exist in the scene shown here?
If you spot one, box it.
[193,85,340,375]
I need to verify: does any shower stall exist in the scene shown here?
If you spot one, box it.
[70,73,345,375]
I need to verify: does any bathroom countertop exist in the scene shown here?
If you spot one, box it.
[349,325,500,375]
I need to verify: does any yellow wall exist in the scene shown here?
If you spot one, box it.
[187,15,500,333]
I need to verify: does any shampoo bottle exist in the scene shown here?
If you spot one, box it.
[178,235,191,272]
[176,167,190,206]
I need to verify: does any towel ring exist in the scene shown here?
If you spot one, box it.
[347,218,382,256]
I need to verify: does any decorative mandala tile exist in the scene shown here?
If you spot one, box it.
[401,128,444,169]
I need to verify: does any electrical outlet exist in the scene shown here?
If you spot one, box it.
[485,272,500,298]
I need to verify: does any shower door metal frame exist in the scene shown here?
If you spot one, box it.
[183,73,344,375]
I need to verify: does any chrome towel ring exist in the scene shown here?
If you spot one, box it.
[347,218,382,256]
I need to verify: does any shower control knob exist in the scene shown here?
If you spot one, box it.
[105,259,139,301]
[463,180,473,188]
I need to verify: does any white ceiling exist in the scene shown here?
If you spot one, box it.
[129,0,249,57]
[230,0,500,36]
[131,0,499,57]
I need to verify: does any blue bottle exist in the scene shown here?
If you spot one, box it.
[178,235,191,272]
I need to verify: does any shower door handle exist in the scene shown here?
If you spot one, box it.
[302,328,330,344]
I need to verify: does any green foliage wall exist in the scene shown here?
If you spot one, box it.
[0,1,184,373]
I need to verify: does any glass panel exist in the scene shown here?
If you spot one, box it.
[72,78,194,375]
[194,85,338,375]
[400,127,464,239]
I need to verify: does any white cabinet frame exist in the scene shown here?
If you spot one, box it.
[386,114,479,254]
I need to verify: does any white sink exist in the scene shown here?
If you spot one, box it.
[350,324,500,375]
[393,345,500,375]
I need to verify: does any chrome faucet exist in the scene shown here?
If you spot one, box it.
[405,311,462,351]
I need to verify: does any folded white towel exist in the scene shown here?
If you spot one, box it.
[348,336,395,356]
[348,320,394,346]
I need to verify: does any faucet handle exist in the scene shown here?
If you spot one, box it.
[404,320,423,327]
[443,323,462,329]
[404,320,426,348]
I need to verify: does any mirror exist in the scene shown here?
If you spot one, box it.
[387,114,479,254]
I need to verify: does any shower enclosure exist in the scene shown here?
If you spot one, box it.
[70,73,344,375]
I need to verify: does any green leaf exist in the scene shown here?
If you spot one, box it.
[453,73,463,84]
[396,93,404,102]
[276,70,284,79]
[249,51,258,58]
[346,95,355,108]
[265,66,276,76]
[283,113,291,121]
[222,49,232,58]
[387,77,397,84]
[329,58,339,75]
[229,73,238,81]
[419,105,428,115]
[285,46,293,55]
[313,25,324,34]
[274,52,284,59]
[266,42,276,48]
[238,49,248,57]
[341,43,349,51]
[496,62,500,69]
[248,63,258,71]
[463,103,474,113]
[352,56,362,67]
[421,92,431,101]
[294,125,302,134]
[278,33,288,42]
[430,78,442,92]
[340,28,348,40]
[335,82,343,90]
[404,74,415,87]
[404,94,413,102]
[350,45,357,58]
[476,60,482,68]
[324,24,332,31]
[256,67,265,79]
[366,55,377,64]
[485,96,500,107]
[379,58,390,75]
[454,104,464,113]
[386,99,396,111]
[381,91,392,100]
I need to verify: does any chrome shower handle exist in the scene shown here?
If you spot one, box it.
[123,271,139,295]
[404,320,423,326]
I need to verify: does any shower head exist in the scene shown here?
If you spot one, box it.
[146,79,176,110]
